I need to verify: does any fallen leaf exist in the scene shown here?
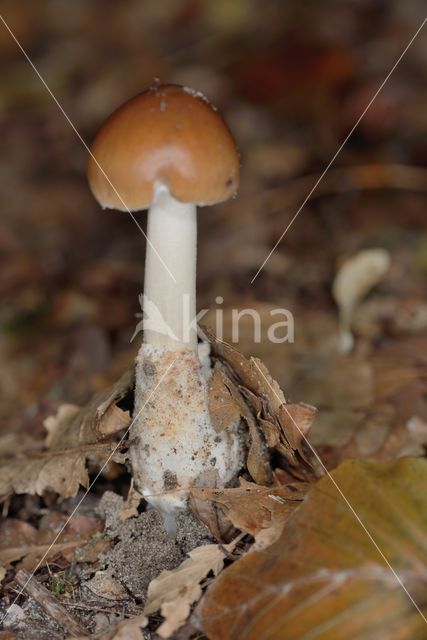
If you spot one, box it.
[45,368,133,449]
[207,331,319,481]
[145,540,237,638]
[319,336,427,466]
[197,457,427,640]
[0,513,103,572]
[0,369,133,500]
[208,360,271,485]
[208,363,242,433]
[0,448,89,499]
[44,404,80,447]
[189,487,237,543]
[0,441,121,500]
[106,616,148,640]
[191,479,308,549]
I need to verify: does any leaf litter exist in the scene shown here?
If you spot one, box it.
[2,3,427,638]
[197,457,427,640]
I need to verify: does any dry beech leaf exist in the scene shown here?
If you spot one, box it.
[45,368,133,449]
[144,540,237,638]
[0,441,120,500]
[0,369,134,500]
[190,478,308,549]
[332,248,390,352]
[197,457,427,640]
[207,330,319,481]
[208,363,242,433]
[208,360,271,485]
[0,447,89,499]
[189,488,237,542]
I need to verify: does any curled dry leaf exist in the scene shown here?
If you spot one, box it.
[207,330,319,481]
[332,248,391,353]
[144,540,238,638]
[190,478,308,549]
[0,369,133,500]
[197,457,427,640]
[45,368,133,449]
[208,360,271,485]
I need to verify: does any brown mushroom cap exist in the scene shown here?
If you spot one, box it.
[87,84,240,211]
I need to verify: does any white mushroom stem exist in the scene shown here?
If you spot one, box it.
[130,186,244,524]
[143,186,197,349]
[131,345,243,527]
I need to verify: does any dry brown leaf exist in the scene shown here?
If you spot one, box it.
[0,448,89,499]
[45,368,133,450]
[189,489,237,542]
[144,541,236,638]
[208,360,271,485]
[0,513,103,572]
[0,432,43,458]
[197,457,427,640]
[191,479,308,549]
[207,331,318,481]
[208,363,242,433]
[0,369,133,500]
[44,404,80,447]
[0,441,120,500]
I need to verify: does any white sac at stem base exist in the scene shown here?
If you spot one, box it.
[130,344,244,515]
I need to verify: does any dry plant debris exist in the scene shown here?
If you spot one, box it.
[0,370,133,500]
[197,457,427,640]
[0,513,104,577]
[2,2,427,638]
[144,539,239,638]
[15,569,86,637]
[190,478,308,549]
[207,331,320,482]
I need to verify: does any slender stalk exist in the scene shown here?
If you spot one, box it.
[143,186,197,350]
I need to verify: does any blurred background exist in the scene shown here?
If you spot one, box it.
[1,0,427,453]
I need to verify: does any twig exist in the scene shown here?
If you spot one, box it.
[14,569,87,637]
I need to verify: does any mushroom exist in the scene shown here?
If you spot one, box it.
[87,84,244,524]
